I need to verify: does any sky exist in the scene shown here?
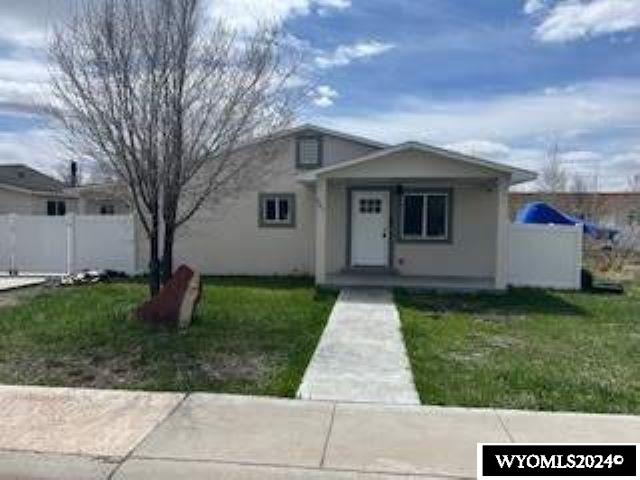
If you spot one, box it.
[1,0,640,190]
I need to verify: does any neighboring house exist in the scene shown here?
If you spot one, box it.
[0,164,130,216]
[148,124,537,290]
[510,192,640,229]
[73,183,131,216]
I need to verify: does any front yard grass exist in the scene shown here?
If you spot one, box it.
[397,283,640,414]
[0,277,335,397]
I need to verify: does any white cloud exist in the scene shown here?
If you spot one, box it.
[208,0,350,30]
[0,128,63,174]
[523,0,548,15]
[313,78,640,189]
[0,1,74,49]
[533,0,640,43]
[317,0,351,15]
[317,78,640,144]
[0,56,52,116]
[313,85,339,107]
[444,139,512,159]
[315,40,395,69]
[560,150,603,164]
[610,148,640,170]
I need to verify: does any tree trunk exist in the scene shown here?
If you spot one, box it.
[148,228,161,297]
[160,226,174,286]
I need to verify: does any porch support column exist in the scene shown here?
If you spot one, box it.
[315,177,328,285]
[494,176,509,290]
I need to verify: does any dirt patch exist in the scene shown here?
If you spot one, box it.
[447,351,487,363]
[0,286,47,310]
[486,335,523,349]
[0,347,279,391]
[171,351,278,386]
[0,294,20,309]
[447,335,522,363]
[0,348,147,389]
[473,313,527,325]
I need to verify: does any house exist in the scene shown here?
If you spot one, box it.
[154,124,537,290]
[0,164,129,216]
[0,164,78,216]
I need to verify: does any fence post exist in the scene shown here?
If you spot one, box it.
[575,224,584,289]
[8,214,17,275]
[128,214,136,275]
[66,213,76,275]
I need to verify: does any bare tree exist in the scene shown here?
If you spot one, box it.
[537,142,567,193]
[628,173,640,192]
[49,0,303,296]
[570,173,589,194]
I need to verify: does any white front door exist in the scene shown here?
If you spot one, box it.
[350,190,390,267]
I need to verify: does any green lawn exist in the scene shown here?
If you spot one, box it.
[0,277,335,397]
[397,283,640,414]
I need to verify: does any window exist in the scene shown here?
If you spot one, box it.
[359,198,382,214]
[401,191,450,241]
[100,204,116,215]
[47,200,66,216]
[296,135,322,168]
[259,193,295,227]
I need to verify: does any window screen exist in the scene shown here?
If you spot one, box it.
[426,195,447,237]
[402,195,424,236]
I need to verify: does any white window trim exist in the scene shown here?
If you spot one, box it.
[259,193,296,228]
[400,192,449,241]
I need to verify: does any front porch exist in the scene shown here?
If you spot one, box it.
[304,143,519,292]
[325,272,496,292]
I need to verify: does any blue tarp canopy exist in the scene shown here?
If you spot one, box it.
[515,202,618,240]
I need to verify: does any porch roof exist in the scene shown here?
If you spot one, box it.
[298,142,537,186]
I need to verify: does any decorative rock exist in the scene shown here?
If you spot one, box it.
[135,265,202,329]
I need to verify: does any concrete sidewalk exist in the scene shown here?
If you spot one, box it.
[0,276,46,292]
[297,288,420,405]
[1,386,639,479]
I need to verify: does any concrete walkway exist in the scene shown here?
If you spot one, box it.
[0,386,639,479]
[297,288,420,405]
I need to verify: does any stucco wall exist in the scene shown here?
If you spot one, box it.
[32,197,79,215]
[133,132,504,279]
[394,184,498,278]
[79,198,130,215]
[322,135,379,167]
[0,186,78,215]
[135,132,377,275]
[0,187,36,214]
[324,181,499,279]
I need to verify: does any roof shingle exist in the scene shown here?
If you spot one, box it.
[0,164,65,192]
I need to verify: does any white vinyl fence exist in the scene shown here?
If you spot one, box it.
[508,223,583,290]
[0,214,136,275]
